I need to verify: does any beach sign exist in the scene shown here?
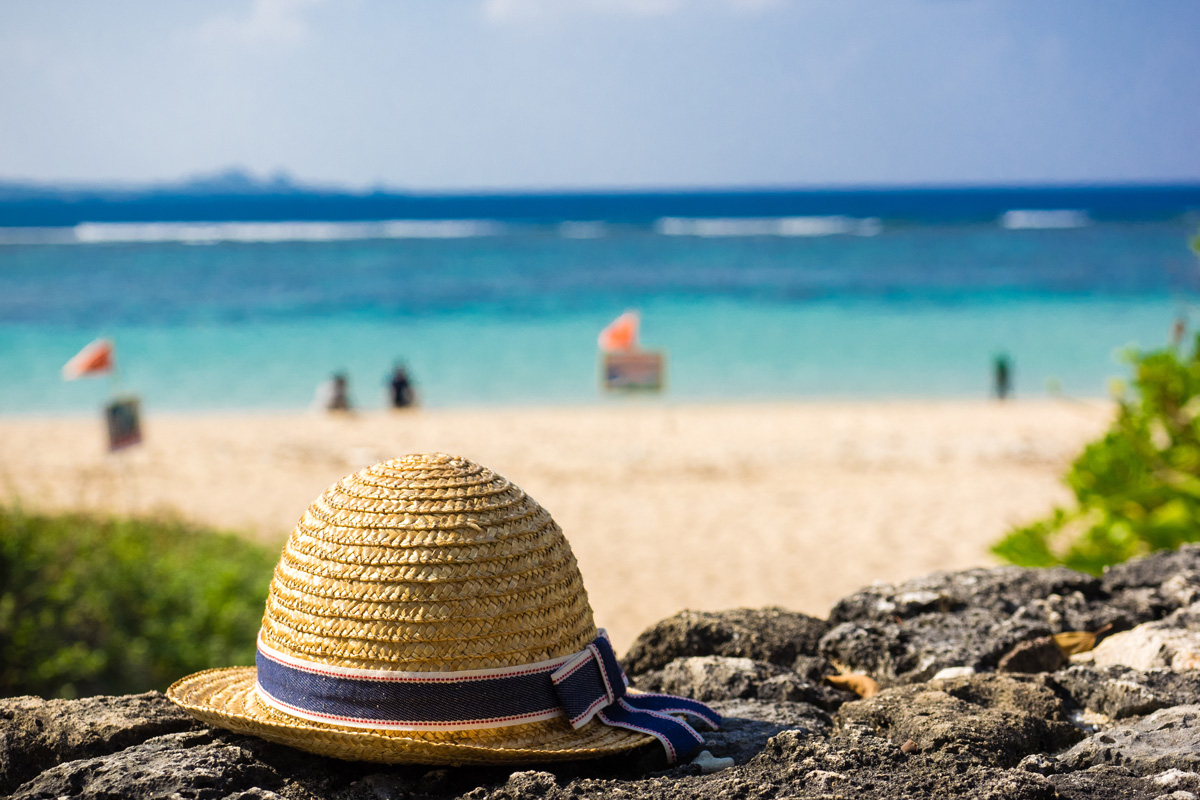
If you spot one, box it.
[105,396,143,451]
[598,311,665,391]
[62,338,115,379]
[602,350,665,391]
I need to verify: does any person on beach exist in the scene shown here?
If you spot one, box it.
[993,354,1012,401]
[314,372,351,411]
[1172,317,1186,348]
[388,364,416,409]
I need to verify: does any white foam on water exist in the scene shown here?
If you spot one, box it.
[999,210,1091,230]
[39,219,509,245]
[655,215,879,237]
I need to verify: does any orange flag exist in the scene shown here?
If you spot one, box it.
[62,338,115,380]
[598,311,640,352]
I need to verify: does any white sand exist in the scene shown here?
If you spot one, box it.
[0,399,1113,653]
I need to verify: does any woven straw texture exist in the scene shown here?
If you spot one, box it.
[167,453,652,764]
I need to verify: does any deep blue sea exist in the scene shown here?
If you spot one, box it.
[2,185,1199,414]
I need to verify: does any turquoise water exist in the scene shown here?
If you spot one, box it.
[2,219,1197,413]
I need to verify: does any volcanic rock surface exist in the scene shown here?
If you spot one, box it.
[6,545,1200,799]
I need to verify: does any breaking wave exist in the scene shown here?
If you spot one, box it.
[0,220,508,245]
[655,216,881,237]
[999,210,1091,230]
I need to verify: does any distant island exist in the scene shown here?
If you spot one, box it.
[0,167,345,202]
[1,170,1198,228]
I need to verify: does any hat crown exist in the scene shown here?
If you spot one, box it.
[260,453,597,672]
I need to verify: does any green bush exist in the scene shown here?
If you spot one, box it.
[992,334,1200,575]
[0,506,276,699]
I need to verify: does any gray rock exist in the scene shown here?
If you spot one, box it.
[829,565,1103,627]
[1080,604,1200,671]
[820,565,1121,683]
[728,727,1060,800]
[10,730,300,800]
[834,673,1083,768]
[789,654,839,683]
[632,655,850,710]
[481,727,1063,799]
[1055,705,1200,775]
[1053,664,1200,720]
[1150,767,1200,793]
[998,635,1067,673]
[10,547,1200,800]
[621,607,829,676]
[1101,544,1200,620]
[478,770,559,800]
[0,691,201,795]
[700,698,832,765]
[1043,765,1165,800]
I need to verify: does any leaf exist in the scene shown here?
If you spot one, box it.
[826,673,879,699]
[1053,623,1114,656]
[1052,631,1097,656]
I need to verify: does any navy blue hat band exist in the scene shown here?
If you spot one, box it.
[255,630,720,763]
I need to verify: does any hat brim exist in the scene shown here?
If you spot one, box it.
[167,667,655,765]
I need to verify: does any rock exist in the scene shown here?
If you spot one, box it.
[1054,705,1200,776]
[699,698,832,765]
[1053,664,1200,720]
[10,730,300,800]
[933,666,977,680]
[828,566,1103,627]
[690,750,734,774]
[834,673,1083,767]
[0,691,201,795]
[8,547,1200,800]
[998,636,1067,673]
[1079,604,1200,671]
[789,654,840,684]
[1101,544,1200,620]
[632,655,850,711]
[739,727,1060,800]
[820,565,1125,684]
[1152,767,1200,793]
[1045,765,1167,800]
[621,607,829,676]
[485,771,558,799]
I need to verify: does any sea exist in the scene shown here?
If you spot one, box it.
[2,184,1199,415]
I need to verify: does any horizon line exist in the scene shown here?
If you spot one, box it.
[4,176,1200,200]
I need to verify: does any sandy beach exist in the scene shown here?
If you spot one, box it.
[0,399,1113,653]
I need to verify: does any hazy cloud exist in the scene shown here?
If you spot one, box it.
[482,0,785,22]
[198,0,325,47]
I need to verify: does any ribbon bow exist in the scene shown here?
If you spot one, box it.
[551,633,721,763]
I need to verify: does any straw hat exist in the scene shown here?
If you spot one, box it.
[168,453,715,765]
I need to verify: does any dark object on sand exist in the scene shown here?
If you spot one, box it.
[389,364,415,408]
[993,354,1012,400]
[314,372,351,411]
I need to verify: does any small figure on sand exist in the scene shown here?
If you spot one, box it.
[1171,316,1186,348]
[388,364,416,409]
[314,372,351,412]
[993,354,1012,401]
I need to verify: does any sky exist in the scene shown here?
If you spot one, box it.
[2,0,1199,192]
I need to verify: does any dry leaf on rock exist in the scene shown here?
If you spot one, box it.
[826,673,880,698]
[1054,624,1113,656]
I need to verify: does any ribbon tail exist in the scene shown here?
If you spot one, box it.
[623,692,722,730]
[597,698,706,764]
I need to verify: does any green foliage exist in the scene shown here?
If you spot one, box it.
[993,334,1200,575]
[0,506,275,699]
